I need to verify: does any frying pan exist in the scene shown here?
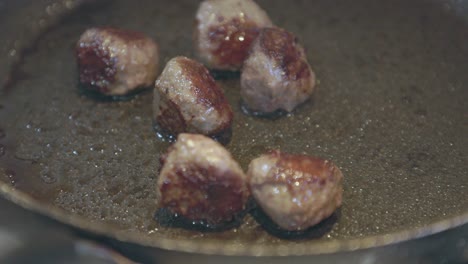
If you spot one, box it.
[0,0,467,263]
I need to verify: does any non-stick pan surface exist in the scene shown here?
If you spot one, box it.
[0,0,467,256]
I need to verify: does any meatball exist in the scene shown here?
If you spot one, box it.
[153,56,233,136]
[157,133,249,226]
[194,0,273,71]
[248,150,343,231]
[76,27,159,96]
[241,27,316,113]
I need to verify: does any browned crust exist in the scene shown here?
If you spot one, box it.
[253,150,340,193]
[76,40,116,93]
[76,27,155,93]
[156,98,187,135]
[159,163,247,225]
[259,28,311,81]
[178,57,224,107]
[208,18,261,68]
[178,57,234,133]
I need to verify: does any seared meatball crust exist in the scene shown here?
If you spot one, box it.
[76,27,159,96]
[248,150,343,231]
[194,0,273,71]
[153,56,233,137]
[157,133,249,228]
[241,27,315,114]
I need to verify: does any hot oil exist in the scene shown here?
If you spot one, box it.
[0,0,467,246]
[0,105,59,199]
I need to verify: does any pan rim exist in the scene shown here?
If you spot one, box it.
[1,182,468,256]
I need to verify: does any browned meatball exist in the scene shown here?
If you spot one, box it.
[76,27,159,96]
[157,133,249,226]
[153,56,233,136]
[248,150,343,231]
[241,27,316,113]
[194,0,273,71]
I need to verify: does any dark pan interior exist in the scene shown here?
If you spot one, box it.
[0,0,467,253]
